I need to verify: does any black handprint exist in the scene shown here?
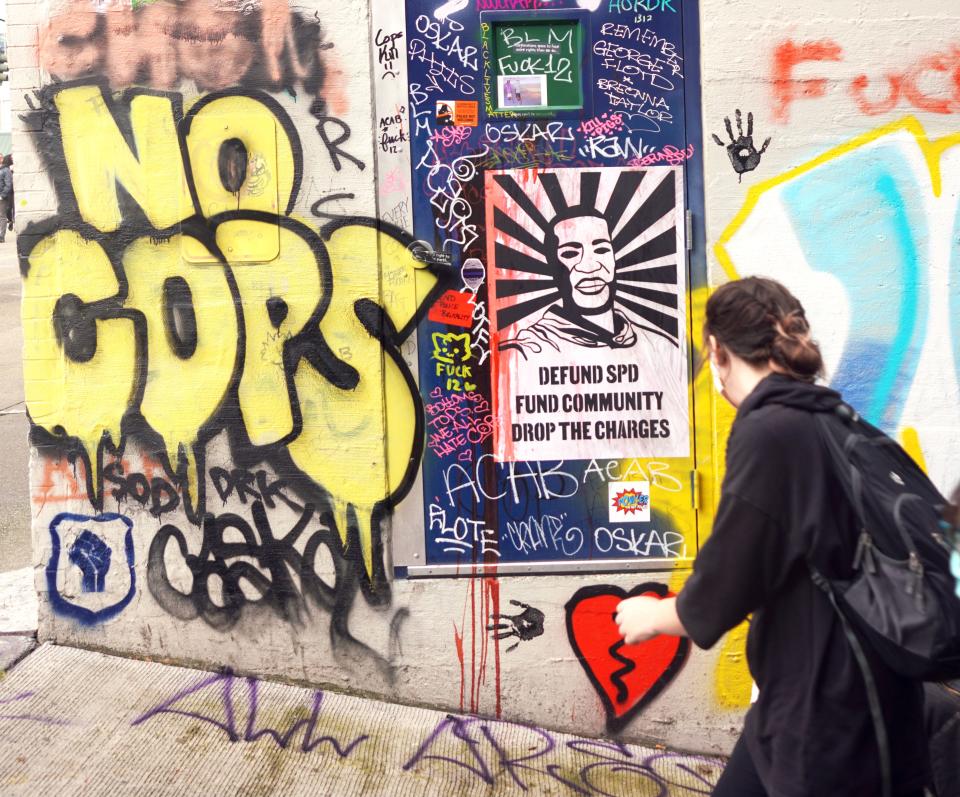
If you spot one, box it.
[712,109,771,181]
[487,600,545,652]
[69,530,112,593]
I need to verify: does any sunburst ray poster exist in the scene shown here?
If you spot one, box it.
[485,166,690,462]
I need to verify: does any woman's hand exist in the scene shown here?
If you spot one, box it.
[615,595,686,644]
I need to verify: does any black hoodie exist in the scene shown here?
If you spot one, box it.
[676,374,928,796]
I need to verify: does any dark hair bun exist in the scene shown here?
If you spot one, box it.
[704,278,824,383]
[770,312,823,381]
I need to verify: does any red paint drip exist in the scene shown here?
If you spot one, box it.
[478,568,489,706]
[489,573,502,717]
[456,565,502,718]
[470,575,477,712]
[453,621,465,713]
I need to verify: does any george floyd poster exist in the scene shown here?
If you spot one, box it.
[485,166,690,462]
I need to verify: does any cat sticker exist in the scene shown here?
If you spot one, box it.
[432,332,472,364]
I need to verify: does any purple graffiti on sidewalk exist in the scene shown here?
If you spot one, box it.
[0,691,71,726]
[131,670,368,757]
[403,714,722,795]
[123,671,723,794]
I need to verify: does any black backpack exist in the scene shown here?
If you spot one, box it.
[811,402,960,679]
[809,402,959,797]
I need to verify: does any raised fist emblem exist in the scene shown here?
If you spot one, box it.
[69,530,112,593]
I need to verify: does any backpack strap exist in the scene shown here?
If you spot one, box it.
[814,412,868,520]
[809,566,893,797]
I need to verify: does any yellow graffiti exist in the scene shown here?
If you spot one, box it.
[226,220,323,446]
[900,426,929,472]
[23,230,137,489]
[56,86,193,233]
[431,332,471,364]
[184,94,296,222]
[24,85,438,578]
[712,620,752,709]
[289,224,437,574]
[123,234,239,501]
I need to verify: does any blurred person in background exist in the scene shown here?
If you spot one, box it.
[0,155,14,242]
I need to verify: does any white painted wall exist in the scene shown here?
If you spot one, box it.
[699,0,960,492]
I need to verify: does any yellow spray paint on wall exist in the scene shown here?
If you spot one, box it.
[23,83,443,578]
[123,234,239,502]
[290,222,438,575]
[55,86,194,233]
[23,230,137,491]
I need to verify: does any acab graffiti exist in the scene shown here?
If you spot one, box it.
[23,81,446,587]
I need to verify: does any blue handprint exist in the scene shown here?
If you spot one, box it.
[69,530,112,593]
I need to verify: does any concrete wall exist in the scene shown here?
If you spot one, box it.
[10,0,959,758]
[702,3,960,496]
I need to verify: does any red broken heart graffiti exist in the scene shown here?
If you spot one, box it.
[565,583,690,733]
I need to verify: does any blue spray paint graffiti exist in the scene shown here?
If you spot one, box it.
[46,512,135,625]
[68,529,113,593]
[780,141,929,430]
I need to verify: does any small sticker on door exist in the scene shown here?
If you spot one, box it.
[608,481,650,523]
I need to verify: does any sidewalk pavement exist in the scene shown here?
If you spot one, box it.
[0,571,724,797]
[0,234,32,575]
[0,645,724,796]
[0,567,36,671]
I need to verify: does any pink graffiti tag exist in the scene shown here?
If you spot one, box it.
[629,143,695,168]
[425,388,494,459]
[431,126,473,148]
[577,112,625,137]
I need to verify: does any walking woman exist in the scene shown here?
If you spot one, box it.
[615,277,930,796]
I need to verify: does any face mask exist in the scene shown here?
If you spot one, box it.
[709,357,725,394]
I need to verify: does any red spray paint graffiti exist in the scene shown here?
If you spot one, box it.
[772,39,960,122]
[771,39,843,123]
[565,583,689,733]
